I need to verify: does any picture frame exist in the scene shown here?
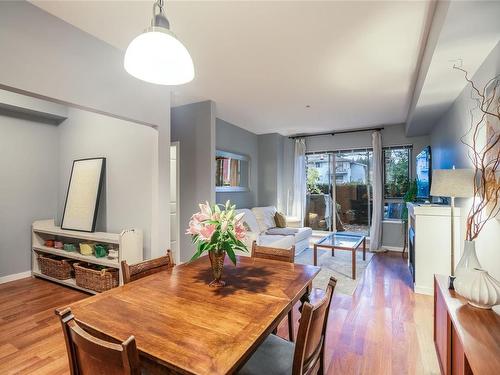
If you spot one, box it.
[61,157,106,232]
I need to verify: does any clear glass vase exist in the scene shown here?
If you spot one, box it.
[455,240,482,276]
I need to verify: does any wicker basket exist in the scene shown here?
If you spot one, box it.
[37,253,73,280]
[74,262,119,292]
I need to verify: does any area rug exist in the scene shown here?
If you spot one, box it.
[295,248,373,295]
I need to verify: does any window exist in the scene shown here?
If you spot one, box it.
[215,150,249,192]
[384,202,404,220]
[384,147,411,199]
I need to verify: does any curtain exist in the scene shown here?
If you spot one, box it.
[370,131,384,252]
[292,138,307,224]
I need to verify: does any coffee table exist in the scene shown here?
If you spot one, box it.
[313,232,366,279]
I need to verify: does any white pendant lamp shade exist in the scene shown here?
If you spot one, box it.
[124,0,194,85]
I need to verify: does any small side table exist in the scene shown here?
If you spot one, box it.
[313,233,366,279]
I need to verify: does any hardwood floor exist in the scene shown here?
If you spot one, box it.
[0,277,87,375]
[279,251,440,375]
[1,252,439,374]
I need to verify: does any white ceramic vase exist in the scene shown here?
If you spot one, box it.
[455,240,482,276]
[454,268,500,309]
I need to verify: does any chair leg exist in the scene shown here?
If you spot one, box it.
[288,310,294,342]
[318,347,325,375]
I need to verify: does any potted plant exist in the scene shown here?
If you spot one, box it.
[186,201,248,287]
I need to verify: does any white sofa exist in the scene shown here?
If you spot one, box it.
[236,206,312,256]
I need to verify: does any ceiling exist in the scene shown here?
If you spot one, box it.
[31,0,433,135]
[407,0,500,136]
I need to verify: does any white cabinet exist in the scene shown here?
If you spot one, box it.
[407,203,461,295]
[32,219,143,293]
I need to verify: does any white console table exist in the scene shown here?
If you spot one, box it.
[32,219,143,293]
[407,203,461,295]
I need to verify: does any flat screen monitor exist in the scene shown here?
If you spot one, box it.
[416,146,431,199]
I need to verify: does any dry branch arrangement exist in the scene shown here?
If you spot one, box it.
[455,66,500,241]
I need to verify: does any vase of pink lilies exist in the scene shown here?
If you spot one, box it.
[187,201,248,287]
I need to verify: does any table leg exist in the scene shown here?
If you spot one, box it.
[331,248,335,257]
[313,244,318,266]
[352,249,356,280]
[363,237,366,261]
[288,310,294,342]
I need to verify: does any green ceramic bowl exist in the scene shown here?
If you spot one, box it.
[63,243,76,252]
[94,244,108,258]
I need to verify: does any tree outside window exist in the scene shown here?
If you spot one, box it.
[384,148,410,198]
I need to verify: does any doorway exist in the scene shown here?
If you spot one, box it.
[170,142,180,263]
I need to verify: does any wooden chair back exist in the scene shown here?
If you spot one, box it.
[56,308,140,375]
[293,277,337,375]
[121,249,175,284]
[251,241,295,263]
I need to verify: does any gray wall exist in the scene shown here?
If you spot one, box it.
[0,115,59,277]
[0,1,171,259]
[0,1,169,127]
[0,1,173,276]
[382,222,405,249]
[0,93,161,278]
[58,108,158,260]
[256,133,293,212]
[430,41,500,280]
[171,101,216,262]
[215,118,259,208]
[215,120,293,212]
[257,134,281,208]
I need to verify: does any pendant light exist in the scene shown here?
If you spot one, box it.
[124,0,194,85]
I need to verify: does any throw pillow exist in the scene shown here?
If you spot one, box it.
[274,212,287,228]
[252,206,277,232]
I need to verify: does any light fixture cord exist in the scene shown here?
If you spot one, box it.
[152,0,165,21]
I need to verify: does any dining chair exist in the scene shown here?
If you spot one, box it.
[251,241,296,341]
[251,241,295,263]
[121,249,175,284]
[238,276,337,375]
[56,307,141,375]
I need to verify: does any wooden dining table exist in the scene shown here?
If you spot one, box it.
[68,255,320,375]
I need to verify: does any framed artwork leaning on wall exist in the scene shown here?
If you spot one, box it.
[61,157,106,232]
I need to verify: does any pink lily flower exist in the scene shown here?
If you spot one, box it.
[199,224,217,241]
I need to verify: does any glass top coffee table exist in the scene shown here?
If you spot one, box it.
[313,232,366,279]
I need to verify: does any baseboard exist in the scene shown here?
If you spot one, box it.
[414,285,434,296]
[0,270,32,284]
[382,245,404,252]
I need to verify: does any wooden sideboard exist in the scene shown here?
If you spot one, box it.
[434,275,500,375]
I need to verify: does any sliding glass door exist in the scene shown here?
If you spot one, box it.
[305,153,334,231]
[334,150,372,235]
[306,149,372,235]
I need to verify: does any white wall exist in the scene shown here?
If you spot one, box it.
[430,42,500,280]
[58,108,158,259]
[0,114,59,277]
